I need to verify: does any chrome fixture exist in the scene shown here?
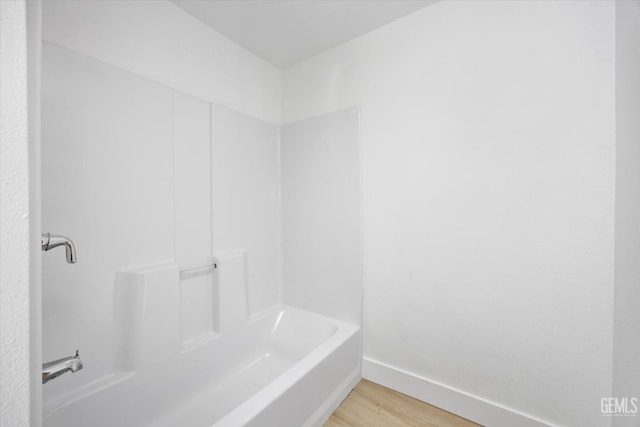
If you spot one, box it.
[179,261,218,280]
[42,350,83,384]
[41,233,77,263]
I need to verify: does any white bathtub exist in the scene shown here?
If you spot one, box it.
[43,305,361,427]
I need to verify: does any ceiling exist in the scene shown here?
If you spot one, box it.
[171,0,437,69]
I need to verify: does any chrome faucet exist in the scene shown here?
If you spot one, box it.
[41,233,77,263]
[42,350,83,384]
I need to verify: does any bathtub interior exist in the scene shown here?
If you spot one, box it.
[43,258,360,427]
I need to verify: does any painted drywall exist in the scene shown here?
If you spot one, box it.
[283,2,615,426]
[613,1,640,426]
[281,107,362,326]
[171,0,436,68]
[0,1,32,425]
[27,1,43,426]
[42,0,281,124]
[41,44,280,399]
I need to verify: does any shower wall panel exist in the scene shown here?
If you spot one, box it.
[42,43,174,397]
[211,105,280,316]
[42,43,280,400]
[280,108,362,326]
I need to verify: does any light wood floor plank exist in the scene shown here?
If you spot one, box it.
[324,380,482,427]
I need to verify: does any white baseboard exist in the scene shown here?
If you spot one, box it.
[363,357,557,427]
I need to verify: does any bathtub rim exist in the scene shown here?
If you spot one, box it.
[43,304,361,426]
[211,304,361,427]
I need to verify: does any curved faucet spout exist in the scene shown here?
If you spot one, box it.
[42,350,83,384]
[41,233,77,263]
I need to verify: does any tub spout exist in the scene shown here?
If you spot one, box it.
[41,233,77,263]
[42,350,83,384]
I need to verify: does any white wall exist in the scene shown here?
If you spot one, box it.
[283,2,615,426]
[41,44,280,400]
[27,1,43,425]
[613,1,640,426]
[37,1,628,426]
[42,0,281,124]
[0,1,33,425]
[281,107,362,326]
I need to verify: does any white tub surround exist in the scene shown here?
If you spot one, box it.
[44,261,360,427]
[42,38,363,427]
[281,108,362,327]
[41,43,282,398]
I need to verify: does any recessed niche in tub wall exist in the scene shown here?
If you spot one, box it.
[113,251,251,370]
[114,264,181,371]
